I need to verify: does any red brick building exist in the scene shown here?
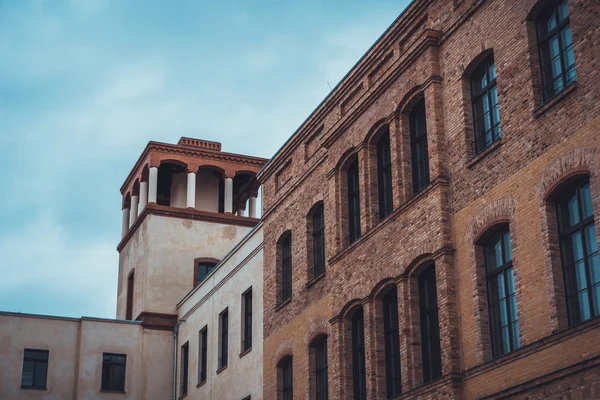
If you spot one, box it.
[257,0,600,399]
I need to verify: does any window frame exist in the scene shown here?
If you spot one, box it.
[418,265,442,383]
[382,289,402,398]
[313,336,329,400]
[376,130,393,221]
[280,356,294,400]
[536,0,576,102]
[199,326,208,384]
[194,258,219,287]
[311,203,326,279]
[180,341,189,396]
[471,55,501,154]
[347,159,361,243]
[242,288,253,352]
[218,308,229,370]
[409,98,430,194]
[21,349,49,390]
[280,233,293,303]
[101,353,127,393]
[483,226,520,358]
[556,177,598,326]
[351,309,367,400]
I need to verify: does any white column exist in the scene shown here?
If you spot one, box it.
[122,208,130,237]
[148,167,158,204]
[187,172,196,208]
[129,195,139,227]
[248,196,257,218]
[224,177,233,213]
[236,209,244,216]
[139,181,148,210]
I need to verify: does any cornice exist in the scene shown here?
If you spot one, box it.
[117,204,260,252]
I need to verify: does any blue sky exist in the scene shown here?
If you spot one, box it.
[0,0,409,318]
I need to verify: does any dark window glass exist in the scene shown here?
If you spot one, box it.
[126,272,134,320]
[383,289,402,397]
[418,265,442,383]
[409,99,430,194]
[199,327,207,383]
[243,289,253,351]
[347,159,361,243]
[181,343,189,396]
[556,178,598,326]
[219,310,229,368]
[351,309,367,400]
[21,349,49,389]
[312,204,326,278]
[101,353,126,392]
[314,337,328,400]
[536,0,576,102]
[377,130,393,220]
[281,234,293,302]
[196,262,217,286]
[484,227,520,357]
[471,55,501,154]
[281,357,293,400]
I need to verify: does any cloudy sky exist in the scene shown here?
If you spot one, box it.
[0,0,409,318]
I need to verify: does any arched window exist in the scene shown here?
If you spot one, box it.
[484,226,520,357]
[556,178,598,325]
[471,55,500,154]
[279,233,293,303]
[347,159,361,243]
[310,336,328,400]
[351,308,367,400]
[536,0,576,102]
[382,287,402,397]
[376,129,393,220]
[409,98,429,194]
[310,203,326,279]
[278,356,293,400]
[194,259,219,287]
[418,264,441,383]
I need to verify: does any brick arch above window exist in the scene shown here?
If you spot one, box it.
[272,338,295,368]
[303,317,331,346]
[467,197,517,245]
[368,278,397,299]
[332,146,360,174]
[362,118,390,145]
[536,147,597,203]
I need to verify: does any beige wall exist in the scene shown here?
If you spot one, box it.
[0,313,172,400]
[196,169,219,212]
[176,225,264,400]
[117,214,254,318]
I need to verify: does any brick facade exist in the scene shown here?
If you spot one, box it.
[258,0,600,399]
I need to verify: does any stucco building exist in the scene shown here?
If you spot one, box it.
[0,138,267,400]
[257,0,600,399]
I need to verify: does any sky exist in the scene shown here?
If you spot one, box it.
[0,0,409,318]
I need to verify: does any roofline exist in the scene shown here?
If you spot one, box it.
[256,0,419,181]
[0,310,142,325]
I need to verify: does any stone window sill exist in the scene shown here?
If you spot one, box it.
[216,364,228,375]
[465,139,502,169]
[533,81,577,118]
[21,386,47,391]
[239,347,252,358]
[100,389,127,394]
[275,298,291,312]
[178,394,187,400]
[306,271,325,289]
[196,380,206,389]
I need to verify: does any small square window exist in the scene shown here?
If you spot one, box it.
[101,353,126,392]
[21,349,49,389]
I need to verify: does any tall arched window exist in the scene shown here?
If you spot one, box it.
[311,336,328,400]
[536,0,576,102]
[376,129,393,220]
[347,159,361,243]
[310,203,326,279]
[484,226,520,357]
[279,356,293,400]
[471,55,500,154]
[279,233,293,303]
[409,98,429,194]
[418,265,441,383]
[351,308,367,400]
[556,178,598,325]
[382,288,402,398]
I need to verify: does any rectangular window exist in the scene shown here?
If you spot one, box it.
[199,326,208,384]
[219,309,229,369]
[242,288,253,352]
[196,261,217,286]
[351,309,367,400]
[377,130,393,220]
[347,159,361,243]
[485,227,520,357]
[312,204,326,278]
[180,342,189,396]
[383,289,402,397]
[281,357,293,400]
[418,266,442,383]
[314,337,328,400]
[21,349,49,389]
[409,98,430,194]
[471,56,501,154]
[126,271,134,320]
[101,353,126,392]
[281,234,293,302]
[536,0,576,102]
